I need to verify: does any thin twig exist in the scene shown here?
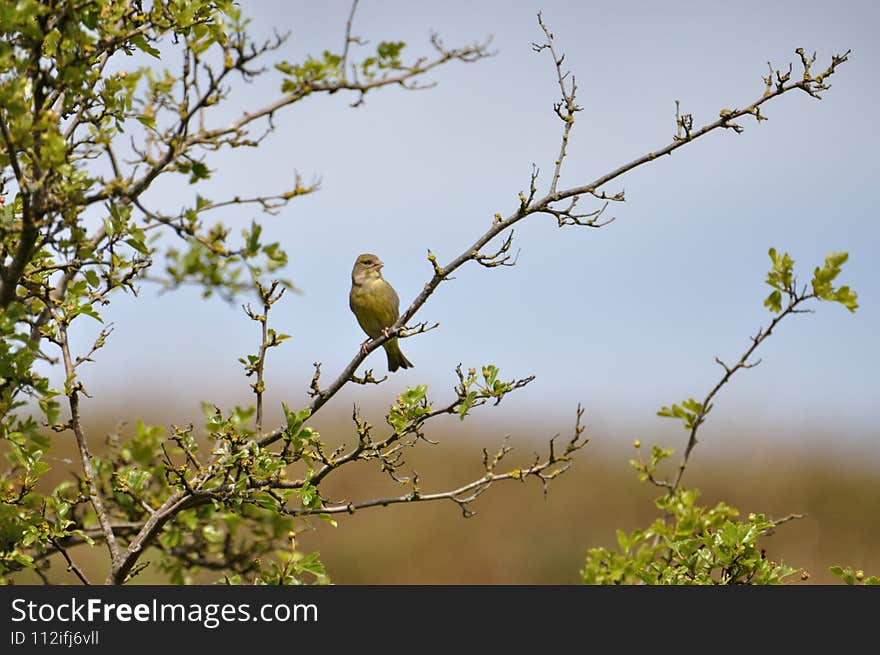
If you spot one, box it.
[57,323,121,567]
[254,298,269,434]
[533,13,581,195]
[669,292,816,493]
[291,404,587,518]
[47,536,91,585]
[340,0,360,81]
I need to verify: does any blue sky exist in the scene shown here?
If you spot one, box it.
[68,1,878,458]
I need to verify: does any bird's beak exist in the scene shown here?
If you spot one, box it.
[373,259,384,270]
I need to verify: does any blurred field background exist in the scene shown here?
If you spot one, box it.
[17,399,879,585]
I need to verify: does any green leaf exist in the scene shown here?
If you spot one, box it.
[202,524,224,544]
[159,528,180,549]
[389,384,431,433]
[42,28,61,56]
[131,33,161,59]
[297,551,327,578]
[124,468,151,492]
[764,289,782,313]
[832,285,858,313]
[2,202,14,224]
[83,269,100,288]
[125,235,150,255]
[136,113,156,129]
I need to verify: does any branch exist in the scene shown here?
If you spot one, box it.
[188,185,319,216]
[532,12,582,195]
[9,522,143,574]
[290,404,588,518]
[61,49,115,141]
[339,0,361,82]
[0,110,37,308]
[47,536,91,585]
[767,513,806,536]
[106,490,194,584]
[669,292,817,494]
[56,323,121,567]
[279,368,537,490]
[242,281,285,434]
[28,226,107,344]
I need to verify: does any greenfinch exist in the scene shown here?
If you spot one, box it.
[349,253,413,372]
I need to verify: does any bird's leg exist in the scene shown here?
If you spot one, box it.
[360,339,370,355]
[382,327,392,338]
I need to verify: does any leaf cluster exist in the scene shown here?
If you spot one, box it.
[583,446,800,585]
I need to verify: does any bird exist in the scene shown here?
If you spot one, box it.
[349,253,413,372]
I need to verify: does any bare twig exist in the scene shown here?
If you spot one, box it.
[243,280,284,433]
[668,291,817,494]
[533,12,582,195]
[340,0,361,82]
[290,404,588,518]
[47,536,91,585]
[349,368,388,386]
[269,368,538,492]
[764,513,807,537]
[185,184,319,216]
[57,323,121,567]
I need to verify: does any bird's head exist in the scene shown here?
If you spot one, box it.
[352,253,384,281]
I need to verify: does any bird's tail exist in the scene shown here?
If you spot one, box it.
[384,339,413,372]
